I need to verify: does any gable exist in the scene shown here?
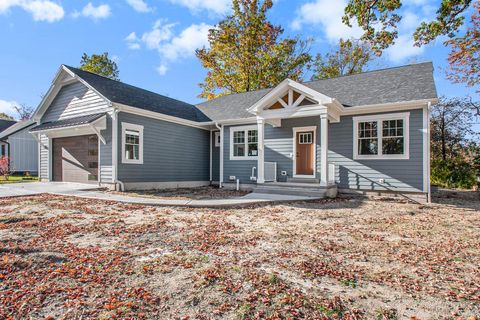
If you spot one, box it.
[267,90,317,110]
[41,81,111,123]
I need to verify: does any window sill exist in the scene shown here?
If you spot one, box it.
[353,155,409,160]
[122,160,143,164]
[229,156,258,161]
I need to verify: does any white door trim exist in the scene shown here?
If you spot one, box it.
[292,126,317,178]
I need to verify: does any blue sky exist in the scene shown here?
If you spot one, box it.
[0,0,478,120]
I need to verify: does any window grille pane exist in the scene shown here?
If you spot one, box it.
[234,144,245,157]
[233,131,245,144]
[358,138,378,155]
[382,137,404,154]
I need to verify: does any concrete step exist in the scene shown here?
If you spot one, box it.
[287,177,320,184]
[254,184,334,197]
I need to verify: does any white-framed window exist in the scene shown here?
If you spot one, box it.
[229,125,258,160]
[353,112,409,160]
[214,131,221,147]
[121,122,144,164]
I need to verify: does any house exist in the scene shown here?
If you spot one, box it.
[0,119,38,174]
[29,62,437,200]
[0,119,18,158]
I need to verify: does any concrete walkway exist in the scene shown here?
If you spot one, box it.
[55,190,319,208]
[0,182,319,208]
[0,182,101,197]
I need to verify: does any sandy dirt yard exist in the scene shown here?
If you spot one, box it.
[0,190,478,319]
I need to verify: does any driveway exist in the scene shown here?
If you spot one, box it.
[0,182,101,197]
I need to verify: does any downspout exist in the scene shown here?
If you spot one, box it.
[209,130,212,184]
[215,122,224,188]
[112,106,124,191]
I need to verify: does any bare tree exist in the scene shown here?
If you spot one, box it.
[13,104,34,121]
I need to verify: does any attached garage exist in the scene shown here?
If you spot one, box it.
[52,135,99,183]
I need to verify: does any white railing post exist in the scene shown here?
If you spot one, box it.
[320,114,329,186]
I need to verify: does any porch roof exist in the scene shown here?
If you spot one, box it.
[30,113,106,133]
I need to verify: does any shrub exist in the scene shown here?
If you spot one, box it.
[431,158,478,189]
[0,157,10,180]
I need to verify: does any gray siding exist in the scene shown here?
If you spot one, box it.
[39,134,49,180]
[117,112,210,183]
[42,81,111,122]
[223,125,257,184]
[211,131,220,182]
[8,126,38,173]
[329,109,424,192]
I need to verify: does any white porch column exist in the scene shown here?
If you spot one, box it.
[320,114,329,185]
[257,118,265,184]
[219,124,224,188]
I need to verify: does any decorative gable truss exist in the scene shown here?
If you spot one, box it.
[247,79,343,123]
[267,89,317,110]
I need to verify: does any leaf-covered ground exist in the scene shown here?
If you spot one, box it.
[0,191,478,319]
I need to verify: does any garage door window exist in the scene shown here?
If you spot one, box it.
[122,123,144,164]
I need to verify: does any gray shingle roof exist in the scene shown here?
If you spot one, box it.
[196,62,438,121]
[30,113,106,132]
[64,66,211,123]
[0,119,17,134]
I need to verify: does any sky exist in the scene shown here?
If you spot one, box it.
[0,0,478,121]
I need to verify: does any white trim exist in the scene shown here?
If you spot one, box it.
[112,109,119,184]
[121,122,144,164]
[341,99,437,116]
[320,115,329,185]
[115,103,211,130]
[48,137,52,181]
[229,125,259,161]
[353,112,410,160]
[257,119,265,184]
[220,125,224,186]
[292,126,317,178]
[123,181,210,191]
[423,103,432,201]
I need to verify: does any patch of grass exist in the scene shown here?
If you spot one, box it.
[376,308,398,320]
[340,278,358,288]
[0,175,38,184]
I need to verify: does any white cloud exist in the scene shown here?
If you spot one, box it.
[73,2,111,20]
[127,21,212,75]
[291,0,362,41]
[159,23,211,61]
[125,0,151,13]
[385,34,425,62]
[168,0,230,15]
[125,32,141,49]
[141,20,176,50]
[0,0,64,22]
[0,100,19,119]
[156,64,168,75]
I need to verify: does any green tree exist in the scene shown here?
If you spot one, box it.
[196,0,311,100]
[343,0,474,54]
[310,38,374,80]
[343,0,478,93]
[79,52,120,80]
[0,113,14,121]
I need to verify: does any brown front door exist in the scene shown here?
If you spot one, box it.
[295,131,314,176]
[52,135,98,183]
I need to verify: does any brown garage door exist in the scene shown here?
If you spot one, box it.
[53,135,98,183]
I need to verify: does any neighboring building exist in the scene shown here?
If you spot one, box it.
[29,63,437,199]
[0,120,38,174]
[0,119,17,158]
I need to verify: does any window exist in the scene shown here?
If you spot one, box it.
[353,113,409,160]
[299,132,313,144]
[122,122,144,164]
[214,132,221,147]
[230,125,258,160]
